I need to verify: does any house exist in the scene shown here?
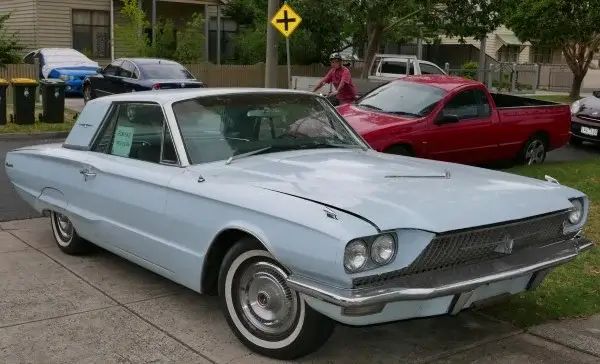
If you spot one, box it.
[376,25,568,69]
[0,0,237,64]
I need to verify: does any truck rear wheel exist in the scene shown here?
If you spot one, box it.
[517,135,547,165]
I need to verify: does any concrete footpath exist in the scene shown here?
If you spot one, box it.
[1,218,599,364]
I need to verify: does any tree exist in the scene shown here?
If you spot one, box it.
[226,0,350,65]
[504,0,600,98]
[114,0,151,57]
[0,13,24,67]
[173,12,205,63]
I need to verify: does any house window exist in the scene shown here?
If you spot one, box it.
[532,46,553,64]
[72,9,110,58]
[497,45,520,63]
[209,18,238,62]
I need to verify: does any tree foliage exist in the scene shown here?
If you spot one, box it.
[504,0,600,98]
[114,0,204,63]
[225,0,350,65]
[439,0,507,41]
[0,13,25,68]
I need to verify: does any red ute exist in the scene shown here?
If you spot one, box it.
[336,75,571,165]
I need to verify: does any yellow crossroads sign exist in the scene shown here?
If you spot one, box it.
[270,3,302,38]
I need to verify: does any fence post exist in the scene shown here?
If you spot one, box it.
[532,63,539,93]
[444,62,450,74]
[34,58,41,103]
[510,62,517,93]
[486,63,494,89]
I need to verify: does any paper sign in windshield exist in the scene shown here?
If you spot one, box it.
[111,126,135,157]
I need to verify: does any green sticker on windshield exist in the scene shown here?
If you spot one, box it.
[111,126,134,157]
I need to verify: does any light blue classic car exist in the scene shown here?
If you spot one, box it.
[4,88,594,360]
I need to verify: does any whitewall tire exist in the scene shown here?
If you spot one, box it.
[218,238,335,360]
[50,211,91,255]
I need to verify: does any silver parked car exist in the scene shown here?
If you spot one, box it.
[4,88,594,359]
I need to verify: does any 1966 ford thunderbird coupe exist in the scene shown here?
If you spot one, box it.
[4,88,594,359]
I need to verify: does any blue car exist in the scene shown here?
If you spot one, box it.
[23,48,101,96]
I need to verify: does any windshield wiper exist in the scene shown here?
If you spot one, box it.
[388,111,422,117]
[357,103,383,111]
[225,142,366,164]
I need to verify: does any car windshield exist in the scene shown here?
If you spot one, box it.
[356,80,447,117]
[142,64,195,79]
[172,93,367,164]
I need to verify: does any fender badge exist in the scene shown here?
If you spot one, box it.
[324,208,338,220]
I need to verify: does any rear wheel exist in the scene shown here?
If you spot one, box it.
[50,211,92,255]
[517,134,547,165]
[218,238,335,360]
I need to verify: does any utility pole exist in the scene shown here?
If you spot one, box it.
[265,0,279,87]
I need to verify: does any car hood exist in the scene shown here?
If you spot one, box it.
[336,103,418,134]
[210,149,577,233]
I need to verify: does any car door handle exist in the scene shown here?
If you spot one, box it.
[79,168,97,180]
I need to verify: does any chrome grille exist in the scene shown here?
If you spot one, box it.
[353,210,571,288]
[577,115,600,123]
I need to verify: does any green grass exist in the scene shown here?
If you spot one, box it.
[481,158,600,327]
[0,104,78,134]
[529,94,581,104]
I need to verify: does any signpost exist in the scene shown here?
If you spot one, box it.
[270,2,302,88]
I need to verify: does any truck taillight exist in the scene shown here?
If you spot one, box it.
[152,84,161,90]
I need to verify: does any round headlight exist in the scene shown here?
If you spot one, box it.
[569,199,583,224]
[371,234,396,265]
[570,100,581,114]
[344,240,368,272]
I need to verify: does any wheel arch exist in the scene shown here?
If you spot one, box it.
[383,142,416,156]
[201,226,273,295]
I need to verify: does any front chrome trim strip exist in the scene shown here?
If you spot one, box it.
[287,237,594,308]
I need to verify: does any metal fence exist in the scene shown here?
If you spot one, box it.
[445,62,574,93]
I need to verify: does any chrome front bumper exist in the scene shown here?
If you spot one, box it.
[287,237,594,309]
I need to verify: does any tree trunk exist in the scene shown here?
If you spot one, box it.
[360,22,383,79]
[570,73,584,99]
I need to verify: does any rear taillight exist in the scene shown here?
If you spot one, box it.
[152,83,161,90]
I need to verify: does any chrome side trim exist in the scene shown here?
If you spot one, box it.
[287,237,594,308]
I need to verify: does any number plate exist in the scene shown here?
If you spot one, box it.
[580,126,598,136]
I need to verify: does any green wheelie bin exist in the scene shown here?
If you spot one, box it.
[39,78,67,123]
[0,79,8,126]
[10,78,38,125]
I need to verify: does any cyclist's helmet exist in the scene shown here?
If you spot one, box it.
[329,53,343,61]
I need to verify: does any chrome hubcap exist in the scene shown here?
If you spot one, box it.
[55,213,73,241]
[238,261,298,335]
[525,140,545,165]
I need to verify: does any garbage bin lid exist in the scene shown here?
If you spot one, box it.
[0,78,8,85]
[11,78,38,85]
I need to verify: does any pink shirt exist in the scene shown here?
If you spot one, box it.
[323,67,357,103]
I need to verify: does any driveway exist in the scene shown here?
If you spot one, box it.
[1,218,599,363]
[65,96,85,112]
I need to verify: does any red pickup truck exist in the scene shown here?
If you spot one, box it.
[336,75,571,165]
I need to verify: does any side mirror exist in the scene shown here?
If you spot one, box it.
[434,113,460,125]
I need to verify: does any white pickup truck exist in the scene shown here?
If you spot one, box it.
[367,53,447,80]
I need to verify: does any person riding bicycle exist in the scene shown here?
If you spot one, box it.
[312,53,357,105]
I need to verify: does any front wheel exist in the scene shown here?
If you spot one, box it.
[569,135,584,146]
[218,238,335,360]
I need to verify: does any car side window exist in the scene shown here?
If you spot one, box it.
[92,102,178,165]
[380,61,408,75]
[23,52,35,64]
[419,63,445,75]
[441,90,479,120]
[103,60,123,76]
[120,61,136,79]
[474,88,492,117]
